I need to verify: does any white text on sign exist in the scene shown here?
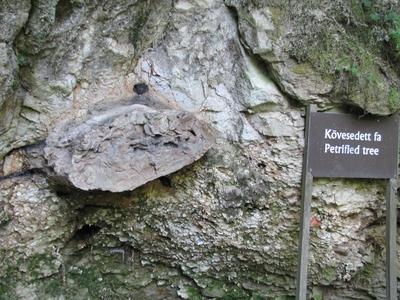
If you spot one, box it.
[324,129,382,156]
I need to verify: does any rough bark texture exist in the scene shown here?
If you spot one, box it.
[1,0,399,299]
[44,97,215,192]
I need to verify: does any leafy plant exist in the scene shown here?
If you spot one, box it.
[388,87,400,111]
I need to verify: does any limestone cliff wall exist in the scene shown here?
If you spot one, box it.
[0,0,399,299]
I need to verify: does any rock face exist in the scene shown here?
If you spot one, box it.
[0,0,399,299]
[226,0,400,115]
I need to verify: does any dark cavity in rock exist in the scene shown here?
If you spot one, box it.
[133,83,149,95]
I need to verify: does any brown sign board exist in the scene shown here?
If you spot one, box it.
[308,112,399,179]
[297,108,399,300]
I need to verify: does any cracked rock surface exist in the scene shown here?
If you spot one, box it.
[45,96,214,192]
[1,0,399,299]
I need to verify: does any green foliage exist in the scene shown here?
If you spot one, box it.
[336,64,359,77]
[352,261,377,287]
[386,11,400,56]
[321,265,337,282]
[361,0,373,9]
[221,288,250,299]
[0,282,17,300]
[251,295,266,300]
[311,290,323,300]
[388,87,400,111]
[40,278,65,298]
[26,253,55,278]
[16,54,29,66]
[289,0,400,112]
[361,2,400,59]
[186,286,203,300]
[129,8,151,48]
[11,79,19,90]
[369,11,380,22]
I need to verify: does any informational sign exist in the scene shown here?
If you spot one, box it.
[296,107,399,300]
[308,112,399,179]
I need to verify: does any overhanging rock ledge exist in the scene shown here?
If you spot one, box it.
[44,100,215,192]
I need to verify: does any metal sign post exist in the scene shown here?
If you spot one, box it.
[296,105,313,300]
[386,178,397,300]
[296,106,398,300]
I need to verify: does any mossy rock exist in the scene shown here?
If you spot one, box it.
[229,0,400,115]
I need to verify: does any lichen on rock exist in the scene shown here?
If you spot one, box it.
[226,0,400,115]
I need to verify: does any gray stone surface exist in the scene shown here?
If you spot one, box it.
[226,0,400,115]
[0,0,399,299]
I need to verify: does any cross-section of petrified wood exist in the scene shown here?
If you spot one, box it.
[44,103,214,192]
